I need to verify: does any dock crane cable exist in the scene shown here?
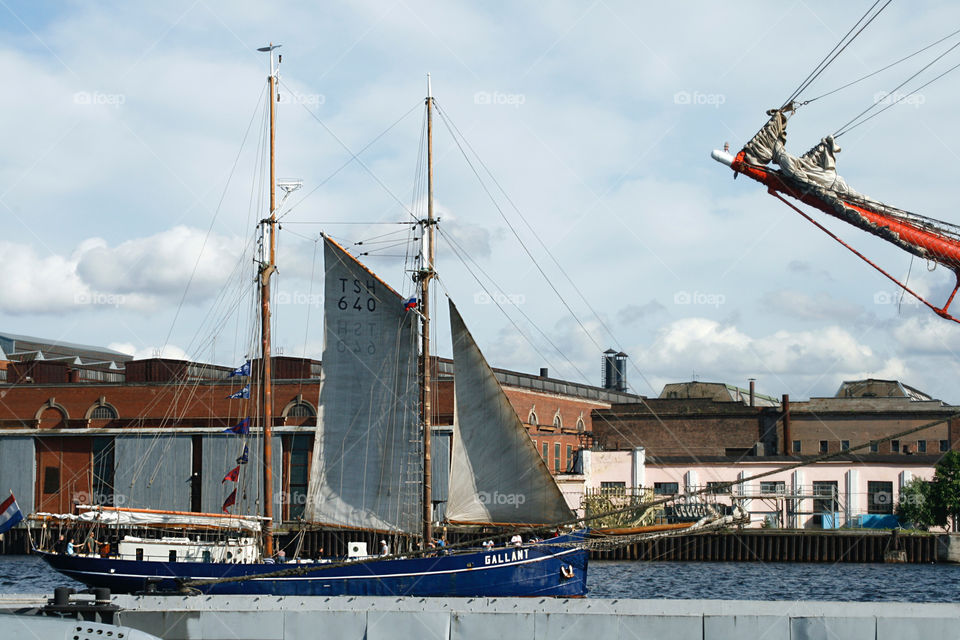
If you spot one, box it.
[781,0,892,109]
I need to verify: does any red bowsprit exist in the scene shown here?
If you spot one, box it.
[713,140,960,324]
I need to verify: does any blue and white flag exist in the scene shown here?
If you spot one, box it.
[0,493,23,534]
[236,444,249,464]
[229,361,251,378]
[227,385,250,399]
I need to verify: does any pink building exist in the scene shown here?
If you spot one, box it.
[570,448,935,529]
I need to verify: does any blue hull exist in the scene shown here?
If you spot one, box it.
[39,533,588,597]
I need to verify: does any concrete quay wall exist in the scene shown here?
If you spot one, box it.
[106,595,960,640]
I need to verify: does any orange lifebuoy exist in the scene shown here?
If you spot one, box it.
[560,565,574,579]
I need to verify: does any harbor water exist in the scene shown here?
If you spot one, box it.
[3,555,959,602]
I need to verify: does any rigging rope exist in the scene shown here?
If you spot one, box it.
[782,0,892,108]
[835,54,960,136]
[802,26,960,104]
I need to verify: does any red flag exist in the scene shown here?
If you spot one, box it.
[222,488,237,513]
[222,466,240,483]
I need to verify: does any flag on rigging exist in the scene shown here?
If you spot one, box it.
[404,297,418,311]
[229,361,251,378]
[236,445,249,464]
[222,488,237,513]
[224,418,250,435]
[0,493,23,535]
[222,466,240,483]
[227,385,250,399]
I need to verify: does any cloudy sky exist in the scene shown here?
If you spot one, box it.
[3,1,960,402]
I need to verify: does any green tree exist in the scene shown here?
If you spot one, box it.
[931,450,960,530]
[896,477,935,530]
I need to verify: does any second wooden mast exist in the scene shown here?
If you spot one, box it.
[257,42,281,558]
[420,75,436,546]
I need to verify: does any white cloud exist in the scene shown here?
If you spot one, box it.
[108,342,189,361]
[0,226,245,315]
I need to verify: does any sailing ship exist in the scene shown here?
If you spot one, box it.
[36,45,589,597]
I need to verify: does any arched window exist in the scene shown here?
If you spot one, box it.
[528,411,538,426]
[553,414,562,429]
[287,402,316,418]
[90,405,118,420]
[576,417,585,433]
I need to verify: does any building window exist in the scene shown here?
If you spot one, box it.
[870,442,879,453]
[42,466,59,494]
[529,411,538,426]
[841,440,850,451]
[868,481,894,514]
[600,481,626,496]
[917,440,927,454]
[287,402,316,418]
[553,415,562,429]
[792,440,801,453]
[819,441,828,454]
[288,435,312,519]
[654,482,679,495]
[554,443,561,471]
[760,481,785,495]
[941,440,950,452]
[92,437,115,506]
[566,445,573,471]
[576,417,585,433]
[90,405,118,420]
[542,442,548,462]
[706,482,731,494]
[891,440,900,454]
[812,481,838,526]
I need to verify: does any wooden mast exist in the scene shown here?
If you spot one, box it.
[257,42,281,558]
[421,74,436,546]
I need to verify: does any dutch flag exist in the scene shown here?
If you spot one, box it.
[0,493,23,535]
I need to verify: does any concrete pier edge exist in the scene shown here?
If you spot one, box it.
[4,594,956,640]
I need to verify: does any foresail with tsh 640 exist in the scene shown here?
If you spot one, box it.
[445,300,574,526]
[304,238,421,533]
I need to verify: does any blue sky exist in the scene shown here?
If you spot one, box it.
[3,0,960,402]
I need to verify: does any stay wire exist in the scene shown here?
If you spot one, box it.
[835,55,960,136]
[803,26,960,104]
[782,0,891,108]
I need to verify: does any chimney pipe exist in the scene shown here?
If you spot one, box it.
[539,367,548,378]
[748,378,756,407]
[782,394,791,455]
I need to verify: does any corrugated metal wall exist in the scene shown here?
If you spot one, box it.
[202,435,281,519]
[114,435,192,511]
[0,437,34,513]
[432,429,452,522]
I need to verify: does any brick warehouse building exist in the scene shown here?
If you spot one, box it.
[591,379,960,460]
[0,333,638,523]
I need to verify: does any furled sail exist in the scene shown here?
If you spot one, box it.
[304,238,421,532]
[445,300,574,525]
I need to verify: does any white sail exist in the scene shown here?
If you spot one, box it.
[304,238,421,532]
[445,300,574,525]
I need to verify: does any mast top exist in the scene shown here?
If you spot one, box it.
[257,43,282,52]
[426,73,432,100]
